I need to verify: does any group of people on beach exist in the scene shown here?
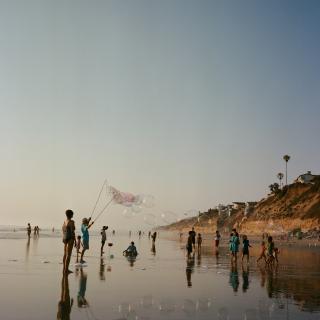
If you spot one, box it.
[183,226,279,266]
[62,210,95,274]
[228,228,279,266]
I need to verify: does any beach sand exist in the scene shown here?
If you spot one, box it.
[0,230,320,319]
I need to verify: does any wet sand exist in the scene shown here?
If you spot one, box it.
[0,231,320,319]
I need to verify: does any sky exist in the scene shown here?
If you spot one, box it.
[0,0,319,229]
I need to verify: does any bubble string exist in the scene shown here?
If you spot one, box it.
[90,178,108,220]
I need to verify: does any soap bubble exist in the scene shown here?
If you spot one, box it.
[122,208,135,219]
[131,205,142,213]
[143,213,157,226]
[161,211,178,224]
[183,209,199,219]
[141,194,155,208]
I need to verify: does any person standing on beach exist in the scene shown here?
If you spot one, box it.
[230,229,240,263]
[197,233,202,252]
[215,230,221,250]
[186,231,193,258]
[80,217,94,264]
[190,227,196,251]
[62,210,76,274]
[27,223,31,238]
[241,235,251,264]
[100,226,108,256]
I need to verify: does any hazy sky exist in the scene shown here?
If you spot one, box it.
[0,0,319,228]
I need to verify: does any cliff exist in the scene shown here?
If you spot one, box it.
[158,178,320,235]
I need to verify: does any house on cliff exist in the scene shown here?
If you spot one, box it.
[295,171,319,184]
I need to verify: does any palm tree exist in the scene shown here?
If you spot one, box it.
[277,172,284,188]
[283,155,290,185]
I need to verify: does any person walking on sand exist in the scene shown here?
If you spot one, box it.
[100,226,108,256]
[257,241,267,264]
[62,210,76,274]
[80,217,94,264]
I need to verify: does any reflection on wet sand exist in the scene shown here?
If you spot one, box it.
[99,257,105,281]
[229,264,239,292]
[151,242,156,255]
[77,269,89,308]
[186,254,195,287]
[25,237,30,261]
[57,275,73,320]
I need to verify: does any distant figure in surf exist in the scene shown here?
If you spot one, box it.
[80,217,94,264]
[62,209,76,274]
[27,223,31,238]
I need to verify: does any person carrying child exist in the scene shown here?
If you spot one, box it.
[80,217,94,264]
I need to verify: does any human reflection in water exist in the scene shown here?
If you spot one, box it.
[99,257,105,281]
[229,264,239,292]
[186,255,195,287]
[127,256,136,267]
[197,251,202,268]
[57,274,73,319]
[242,265,249,292]
[77,269,89,308]
[25,237,31,261]
[151,241,156,255]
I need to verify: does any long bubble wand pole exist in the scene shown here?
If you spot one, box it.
[90,179,108,220]
[92,197,114,223]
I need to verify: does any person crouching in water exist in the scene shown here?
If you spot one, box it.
[100,226,108,256]
[62,209,76,274]
[123,241,138,257]
[80,217,94,264]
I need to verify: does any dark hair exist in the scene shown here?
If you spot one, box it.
[131,241,134,245]
[268,236,273,242]
[65,209,74,219]
[77,235,81,239]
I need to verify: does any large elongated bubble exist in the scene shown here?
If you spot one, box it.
[161,211,178,224]
[143,213,157,226]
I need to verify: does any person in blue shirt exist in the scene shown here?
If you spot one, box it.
[229,229,240,263]
[241,235,252,264]
[80,217,94,264]
[123,241,138,257]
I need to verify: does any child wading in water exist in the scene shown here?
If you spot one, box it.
[241,235,252,264]
[257,241,267,263]
[80,217,94,264]
[62,209,76,274]
[75,236,82,263]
